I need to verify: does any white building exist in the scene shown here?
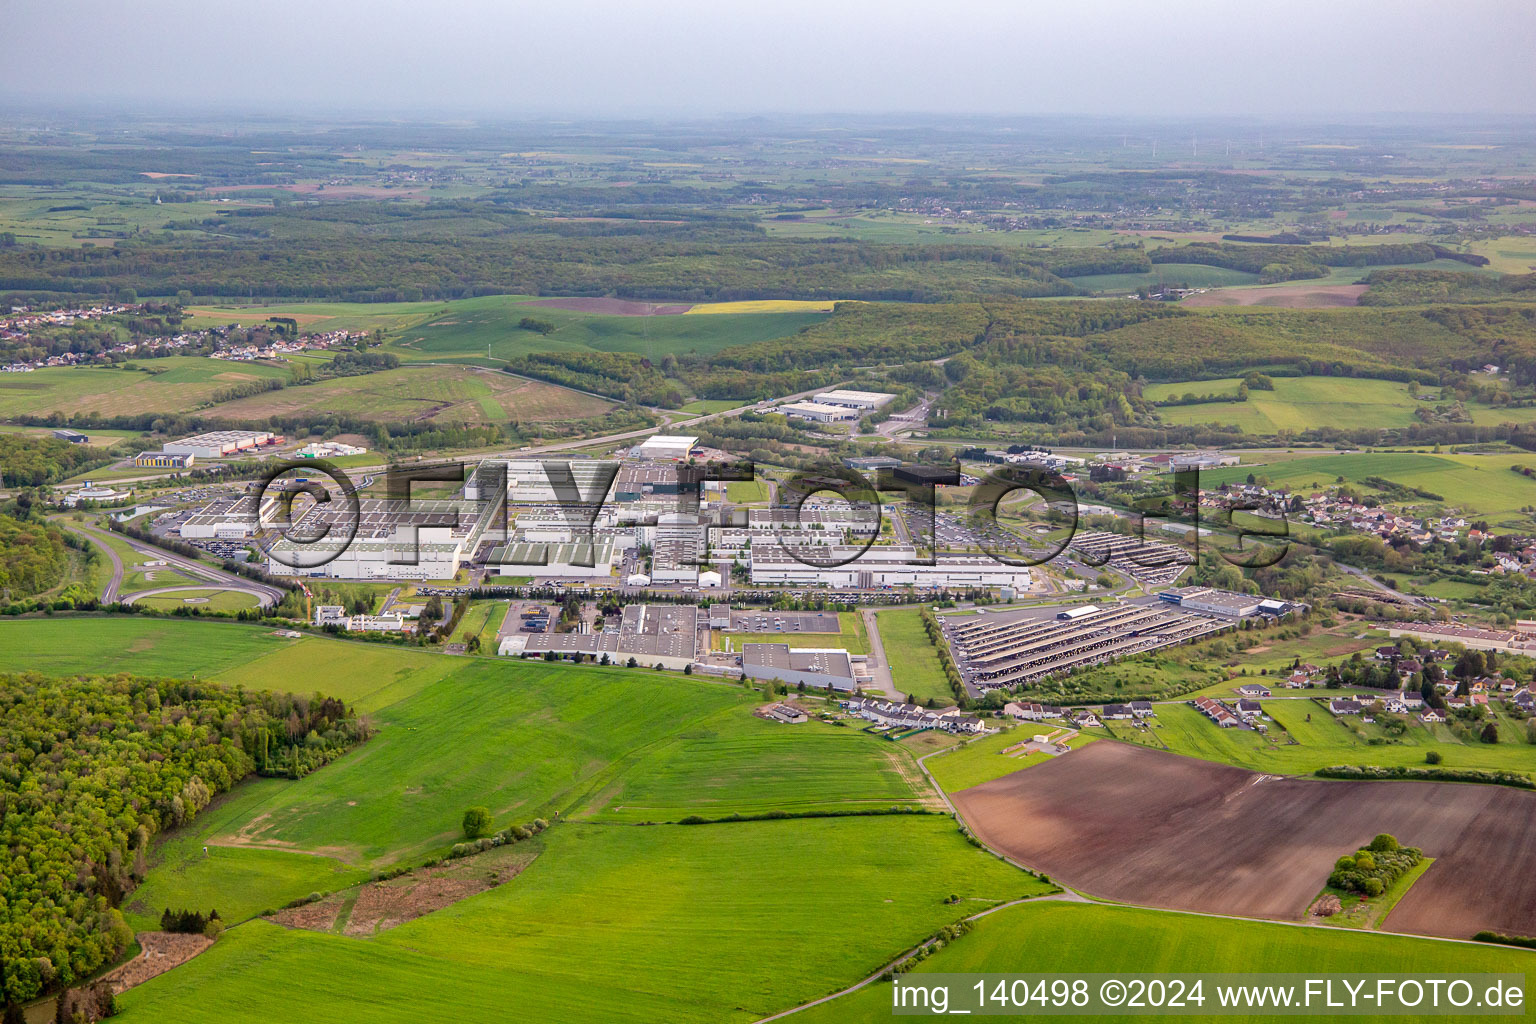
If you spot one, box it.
[749,544,1032,590]
[634,435,698,461]
[781,401,858,423]
[814,389,896,411]
[163,430,275,459]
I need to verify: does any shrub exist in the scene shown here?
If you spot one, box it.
[1369,833,1400,853]
[1426,750,1443,764]
[462,806,492,840]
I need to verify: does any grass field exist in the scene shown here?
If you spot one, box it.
[791,900,1533,1023]
[134,588,261,611]
[1070,263,1260,295]
[119,817,1051,1024]
[382,295,827,364]
[924,727,1097,793]
[1199,451,1536,525]
[723,476,770,502]
[450,599,509,647]
[0,617,459,711]
[1145,376,1536,434]
[576,708,938,822]
[207,365,612,424]
[723,611,871,654]
[874,607,953,704]
[1115,700,1536,777]
[0,357,289,418]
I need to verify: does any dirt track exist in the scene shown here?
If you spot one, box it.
[951,742,1536,939]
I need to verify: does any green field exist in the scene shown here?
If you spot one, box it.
[874,607,953,703]
[1145,376,1536,434]
[724,476,771,503]
[120,817,1052,1024]
[380,295,828,364]
[575,710,937,822]
[208,364,612,424]
[792,901,1533,1023]
[924,727,1096,793]
[1071,263,1260,295]
[0,357,289,418]
[134,588,261,611]
[1115,700,1536,777]
[1199,451,1536,525]
[0,617,459,711]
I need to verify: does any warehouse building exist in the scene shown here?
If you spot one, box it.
[134,451,195,469]
[265,497,491,580]
[1157,586,1266,619]
[497,604,699,669]
[742,643,865,692]
[486,539,617,578]
[634,435,698,461]
[814,389,896,411]
[749,544,1032,590]
[162,430,276,459]
[465,459,619,505]
[780,401,858,423]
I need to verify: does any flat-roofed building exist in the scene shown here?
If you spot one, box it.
[634,435,698,461]
[742,643,862,691]
[781,401,857,423]
[163,430,275,459]
[498,604,699,669]
[814,389,896,410]
[265,497,491,580]
[749,543,1031,590]
[134,451,195,469]
[486,539,616,578]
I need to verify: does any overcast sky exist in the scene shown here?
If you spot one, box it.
[8,0,1535,118]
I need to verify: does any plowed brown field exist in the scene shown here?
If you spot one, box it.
[952,742,1536,939]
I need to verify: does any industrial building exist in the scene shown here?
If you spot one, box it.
[134,451,195,469]
[464,459,619,505]
[780,401,859,423]
[180,495,269,539]
[843,455,903,473]
[497,604,699,669]
[1156,586,1264,618]
[485,539,618,578]
[946,603,1230,692]
[634,435,698,461]
[265,497,492,580]
[162,430,276,459]
[813,389,896,411]
[749,544,1032,590]
[741,643,866,691]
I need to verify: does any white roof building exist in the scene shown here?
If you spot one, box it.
[634,435,698,461]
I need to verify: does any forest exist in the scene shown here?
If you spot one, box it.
[0,672,369,1007]
[0,436,115,488]
[0,514,68,600]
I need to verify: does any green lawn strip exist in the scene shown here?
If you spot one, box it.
[874,607,952,704]
[925,727,1096,793]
